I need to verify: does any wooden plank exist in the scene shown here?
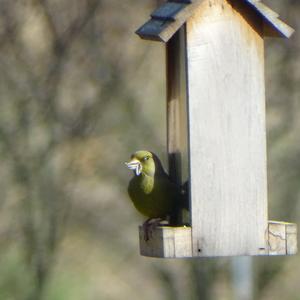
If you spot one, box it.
[136,19,173,42]
[186,0,268,257]
[139,226,192,258]
[136,1,204,42]
[263,17,295,39]
[153,1,202,42]
[139,225,174,257]
[267,221,298,255]
[136,0,294,42]
[138,221,296,258]
[245,0,295,38]
[268,221,286,255]
[286,223,297,255]
[245,0,279,19]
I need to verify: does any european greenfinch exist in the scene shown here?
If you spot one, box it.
[125,150,187,237]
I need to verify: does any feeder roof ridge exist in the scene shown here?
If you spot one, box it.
[136,0,294,42]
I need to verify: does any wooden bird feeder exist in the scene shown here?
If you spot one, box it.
[136,0,297,258]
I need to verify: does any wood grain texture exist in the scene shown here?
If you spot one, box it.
[186,0,268,256]
[139,221,297,258]
[139,226,192,258]
[268,221,286,255]
[135,19,173,42]
[286,223,298,255]
[136,0,296,259]
[136,1,203,42]
[268,221,298,255]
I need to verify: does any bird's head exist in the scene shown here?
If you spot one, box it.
[125,150,163,177]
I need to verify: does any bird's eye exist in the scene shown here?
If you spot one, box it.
[143,156,150,161]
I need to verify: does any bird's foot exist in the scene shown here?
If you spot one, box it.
[142,218,164,241]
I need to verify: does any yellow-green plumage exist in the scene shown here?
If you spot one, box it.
[126,150,181,220]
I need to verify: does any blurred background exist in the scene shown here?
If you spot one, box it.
[0,0,299,299]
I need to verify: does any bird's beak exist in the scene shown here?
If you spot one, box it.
[125,159,142,176]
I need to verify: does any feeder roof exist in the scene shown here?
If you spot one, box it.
[136,0,294,42]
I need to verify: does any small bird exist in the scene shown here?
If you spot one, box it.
[125,150,187,239]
